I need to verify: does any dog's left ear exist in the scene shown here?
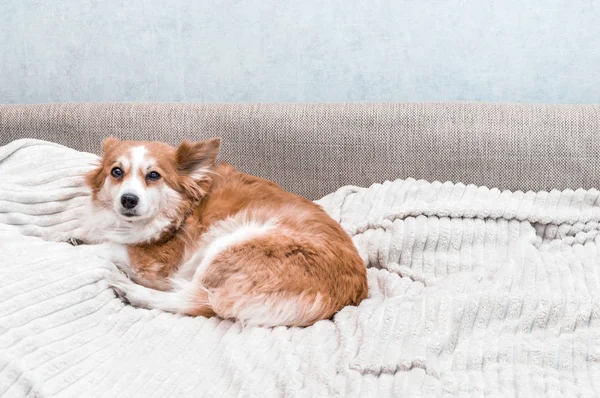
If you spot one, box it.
[176,138,221,179]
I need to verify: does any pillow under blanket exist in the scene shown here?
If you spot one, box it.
[1,139,600,397]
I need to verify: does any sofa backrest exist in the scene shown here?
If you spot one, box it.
[1,102,599,199]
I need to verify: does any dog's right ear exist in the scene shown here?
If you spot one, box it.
[102,137,119,154]
[85,163,106,193]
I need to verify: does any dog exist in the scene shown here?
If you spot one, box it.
[80,137,368,327]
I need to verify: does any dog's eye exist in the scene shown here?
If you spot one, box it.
[110,167,123,178]
[147,171,161,181]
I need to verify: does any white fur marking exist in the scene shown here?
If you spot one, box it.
[189,166,211,181]
[176,211,278,280]
[75,242,131,271]
[116,146,148,213]
[107,272,202,312]
[226,293,325,327]
[87,145,186,244]
[85,187,181,244]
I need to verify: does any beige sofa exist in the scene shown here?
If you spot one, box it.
[2,102,600,199]
[2,102,600,397]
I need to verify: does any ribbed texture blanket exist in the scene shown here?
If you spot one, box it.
[1,139,599,397]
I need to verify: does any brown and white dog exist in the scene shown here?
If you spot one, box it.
[80,137,367,327]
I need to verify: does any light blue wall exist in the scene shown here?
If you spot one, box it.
[1,0,599,104]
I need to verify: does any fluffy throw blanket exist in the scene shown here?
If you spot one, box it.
[1,139,600,397]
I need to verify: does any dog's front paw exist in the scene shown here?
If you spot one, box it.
[67,238,84,246]
[105,271,133,304]
[111,285,131,304]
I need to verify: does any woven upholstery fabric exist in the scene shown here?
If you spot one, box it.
[1,102,599,199]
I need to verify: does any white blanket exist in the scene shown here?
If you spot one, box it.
[1,139,600,397]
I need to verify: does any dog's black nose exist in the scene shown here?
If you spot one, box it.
[121,194,139,209]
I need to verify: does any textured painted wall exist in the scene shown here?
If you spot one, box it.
[1,0,599,104]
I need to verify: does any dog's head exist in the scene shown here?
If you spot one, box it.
[86,137,221,225]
